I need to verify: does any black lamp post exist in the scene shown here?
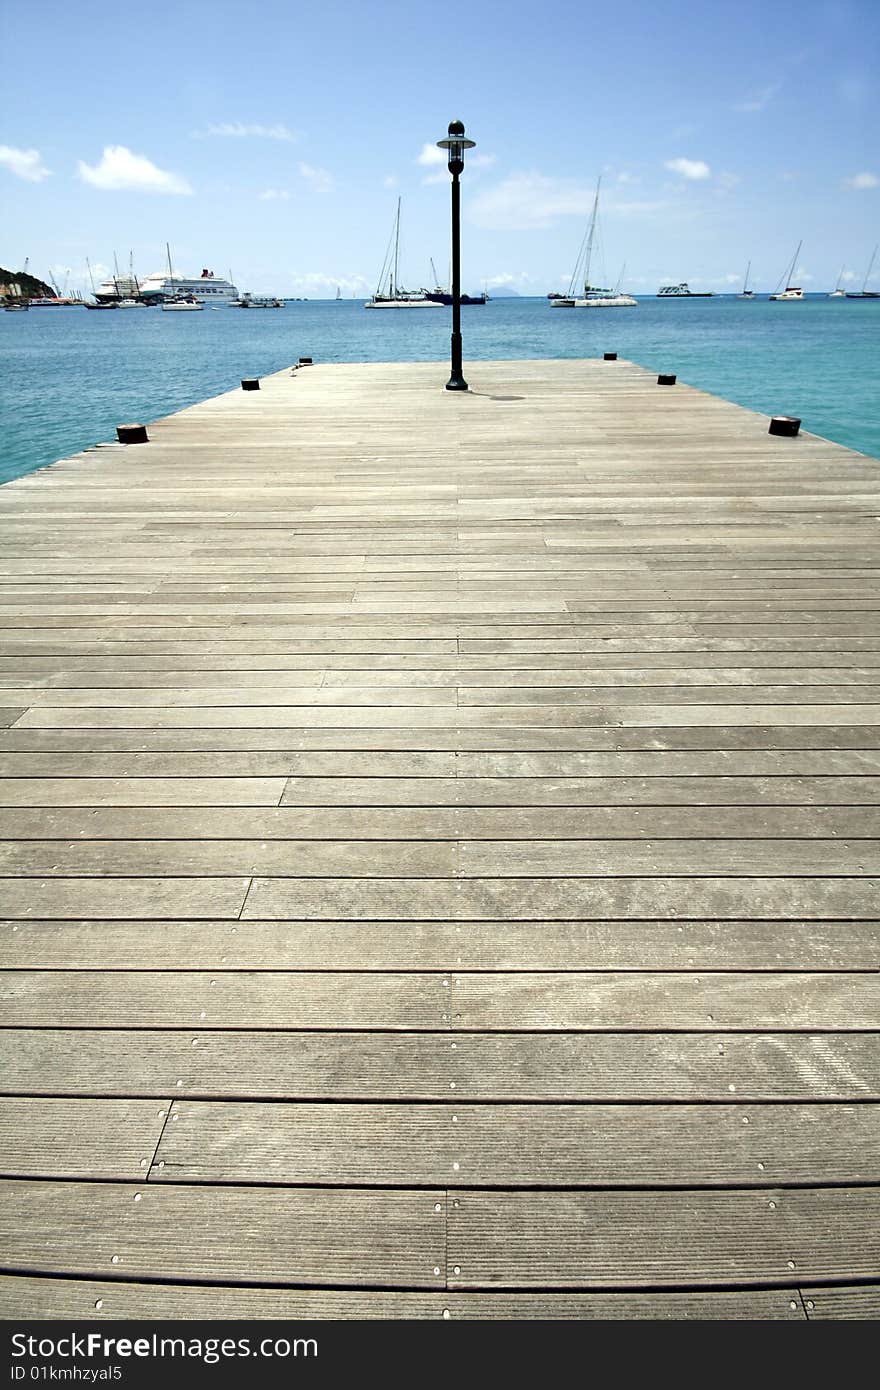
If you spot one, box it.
[437,119,475,391]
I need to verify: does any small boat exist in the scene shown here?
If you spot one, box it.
[769,241,805,300]
[162,243,204,311]
[4,300,28,311]
[232,293,283,308]
[163,295,204,311]
[365,199,442,308]
[424,289,488,306]
[738,261,755,298]
[828,266,847,298]
[845,245,879,299]
[657,283,714,297]
[552,179,636,309]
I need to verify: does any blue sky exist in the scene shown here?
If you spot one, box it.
[1,0,878,296]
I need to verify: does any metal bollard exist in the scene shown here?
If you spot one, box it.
[116,424,149,444]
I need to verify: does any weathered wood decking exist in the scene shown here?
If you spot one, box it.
[0,357,878,1319]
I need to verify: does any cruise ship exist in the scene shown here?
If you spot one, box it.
[95,267,238,305]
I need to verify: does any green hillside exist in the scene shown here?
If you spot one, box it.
[0,266,56,300]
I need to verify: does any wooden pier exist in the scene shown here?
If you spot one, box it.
[0,357,878,1319]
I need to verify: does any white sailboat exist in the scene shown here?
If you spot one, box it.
[552,178,637,309]
[365,199,441,308]
[738,261,755,298]
[769,241,804,300]
[845,245,879,299]
[828,266,847,298]
[161,243,204,312]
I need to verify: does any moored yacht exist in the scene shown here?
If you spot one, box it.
[845,245,879,299]
[365,199,441,308]
[769,241,805,300]
[552,178,637,309]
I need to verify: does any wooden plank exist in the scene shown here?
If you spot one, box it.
[454,839,880,876]
[803,1285,880,1318]
[0,1179,445,1288]
[3,651,880,673]
[278,775,880,805]
[0,1100,166,1178]
[2,1030,876,1101]
[151,1100,880,1187]
[242,876,879,920]
[0,840,457,877]
[3,918,877,971]
[0,878,249,919]
[4,804,875,840]
[454,971,880,1031]
[0,751,461,777]
[0,1275,805,1319]
[14,703,880,728]
[14,664,880,688]
[0,777,288,806]
[447,1188,880,1287]
[0,971,449,1029]
[4,725,880,754]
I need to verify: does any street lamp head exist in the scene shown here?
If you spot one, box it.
[437,119,476,174]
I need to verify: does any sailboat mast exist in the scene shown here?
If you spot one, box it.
[86,258,96,295]
[582,176,601,294]
[862,245,877,294]
[392,197,401,297]
[743,260,751,293]
[788,240,802,288]
[166,242,175,297]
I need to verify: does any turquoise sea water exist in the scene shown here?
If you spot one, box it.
[1,295,878,485]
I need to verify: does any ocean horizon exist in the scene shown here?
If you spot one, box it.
[2,293,878,486]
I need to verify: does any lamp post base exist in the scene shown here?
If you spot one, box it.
[447,329,467,391]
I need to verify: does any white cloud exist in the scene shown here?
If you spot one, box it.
[845,171,878,189]
[734,82,782,113]
[259,188,291,201]
[298,162,333,193]
[469,173,596,230]
[77,146,192,194]
[485,271,533,290]
[290,271,371,296]
[470,153,496,170]
[193,122,297,141]
[383,174,398,188]
[0,145,51,182]
[664,157,711,181]
[417,143,445,167]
